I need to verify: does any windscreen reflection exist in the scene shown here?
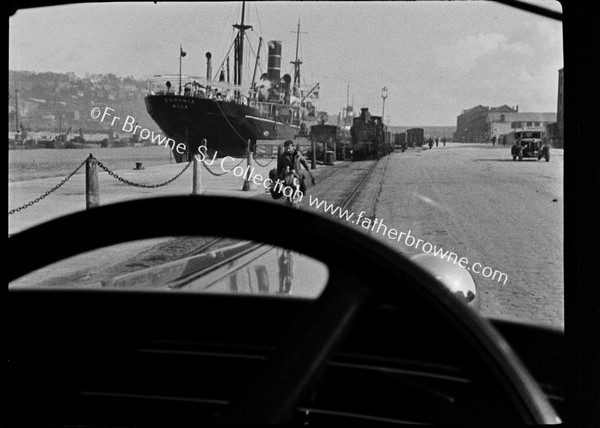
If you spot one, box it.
[10,237,329,298]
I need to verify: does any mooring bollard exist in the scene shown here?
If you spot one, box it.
[276,143,283,173]
[242,139,256,191]
[86,154,100,209]
[333,139,337,163]
[192,155,205,195]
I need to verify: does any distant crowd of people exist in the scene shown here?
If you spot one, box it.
[426,137,447,148]
[490,135,508,146]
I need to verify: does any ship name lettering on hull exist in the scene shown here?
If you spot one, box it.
[163,97,196,109]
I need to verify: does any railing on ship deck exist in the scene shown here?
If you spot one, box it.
[147,75,317,126]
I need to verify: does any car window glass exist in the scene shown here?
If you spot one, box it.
[9,237,329,298]
[9,1,563,328]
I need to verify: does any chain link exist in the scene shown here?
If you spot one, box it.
[96,159,191,188]
[252,153,275,168]
[201,157,246,176]
[10,154,253,215]
[9,159,87,215]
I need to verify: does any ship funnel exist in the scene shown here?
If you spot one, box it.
[267,40,282,82]
[206,52,212,81]
[360,107,371,122]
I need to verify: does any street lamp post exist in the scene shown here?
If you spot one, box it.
[381,86,388,122]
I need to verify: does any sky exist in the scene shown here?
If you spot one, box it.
[9,1,563,126]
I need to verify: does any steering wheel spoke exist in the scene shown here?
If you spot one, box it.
[214,269,370,424]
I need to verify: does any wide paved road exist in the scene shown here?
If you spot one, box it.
[306,143,564,327]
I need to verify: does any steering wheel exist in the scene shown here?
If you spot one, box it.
[8,196,559,424]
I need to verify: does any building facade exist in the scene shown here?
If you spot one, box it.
[454,105,517,143]
[486,112,557,142]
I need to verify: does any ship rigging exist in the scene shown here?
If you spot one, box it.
[144,1,325,161]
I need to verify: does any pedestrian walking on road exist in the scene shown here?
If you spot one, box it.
[435,137,439,147]
[491,135,497,147]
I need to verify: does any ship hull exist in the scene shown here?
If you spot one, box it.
[145,94,312,161]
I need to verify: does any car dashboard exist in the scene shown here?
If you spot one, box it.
[7,289,563,426]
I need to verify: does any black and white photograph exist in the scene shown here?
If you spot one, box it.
[7,1,597,426]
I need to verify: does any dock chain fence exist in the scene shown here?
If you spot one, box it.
[201,157,245,176]
[9,153,262,216]
[252,153,275,168]
[9,156,192,216]
[8,158,87,215]
[96,158,191,188]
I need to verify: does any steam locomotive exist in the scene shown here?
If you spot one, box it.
[350,108,393,161]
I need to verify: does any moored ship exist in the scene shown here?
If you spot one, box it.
[144,3,326,162]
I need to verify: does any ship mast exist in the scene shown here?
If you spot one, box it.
[233,1,252,88]
[290,19,306,96]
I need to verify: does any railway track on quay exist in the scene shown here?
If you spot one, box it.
[89,158,384,291]
[9,158,384,291]
[24,143,561,325]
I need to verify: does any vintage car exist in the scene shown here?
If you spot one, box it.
[510,131,550,161]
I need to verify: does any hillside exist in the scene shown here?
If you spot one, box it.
[8,71,457,142]
[8,70,160,137]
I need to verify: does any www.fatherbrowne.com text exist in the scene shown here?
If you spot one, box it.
[307,195,508,285]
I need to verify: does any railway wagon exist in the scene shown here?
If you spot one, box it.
[406,128,424,147]
[382,124,393,155]
[350,108,393,161]
[309,124,350,161]
[394,132,407,152]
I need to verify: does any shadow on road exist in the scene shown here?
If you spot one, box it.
[473,159,545,162]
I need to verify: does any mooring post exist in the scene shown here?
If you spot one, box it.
[277,143,282,172]
[242,139,256,191]
[86,153,100,209]
[192,154,205,195]
[333,138,337,163]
